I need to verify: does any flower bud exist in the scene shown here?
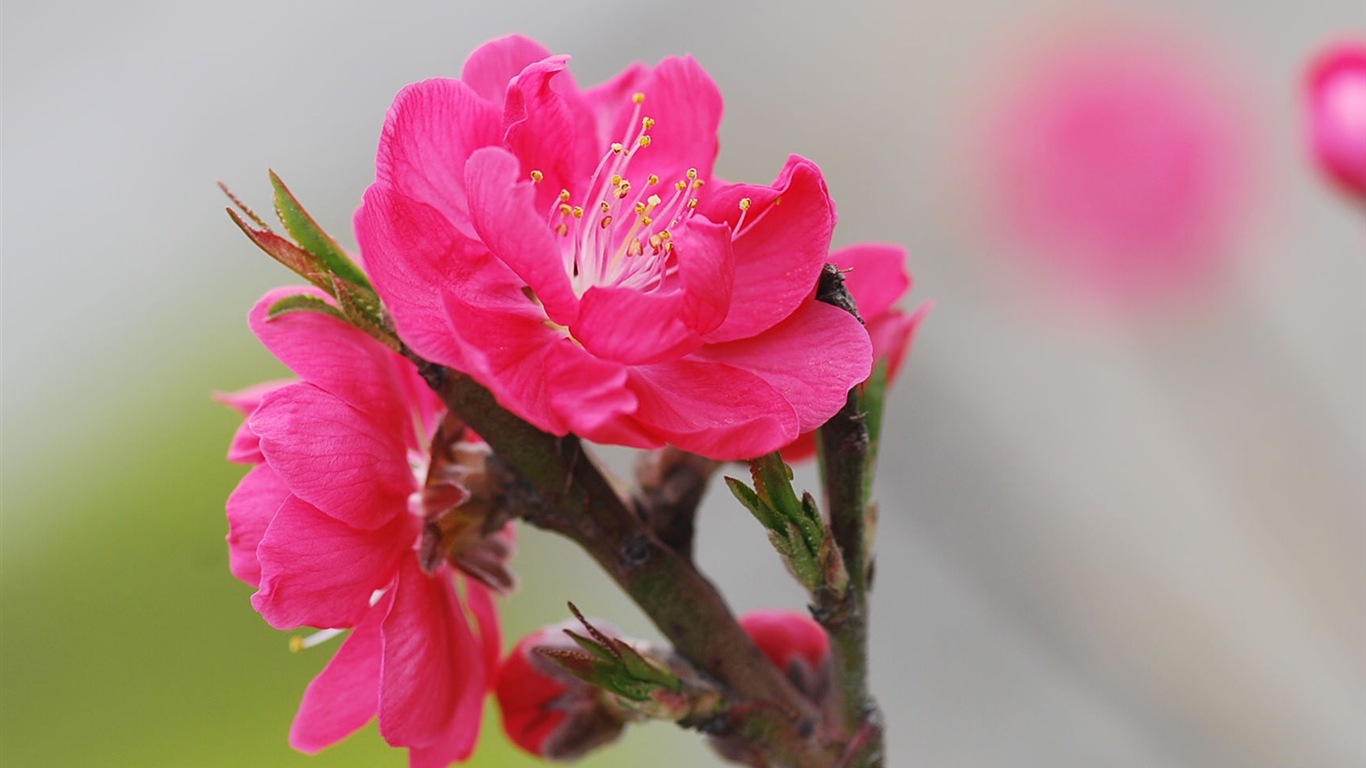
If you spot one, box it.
[1307,41,1366,201]
[739,610,830,703]
[495,624,627,761]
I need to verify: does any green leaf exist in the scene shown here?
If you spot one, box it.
[749,453,803,522]
[725,476,778,530]
[266,294,346,322]
[269,170,372,290]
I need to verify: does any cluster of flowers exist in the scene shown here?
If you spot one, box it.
[224,35,922,765]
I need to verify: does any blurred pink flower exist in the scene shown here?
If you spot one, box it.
[1306,40,1366,202]
[781,244,928,462]
[978,29,1253,307]
[223,287,501,767]
[356,35,871,460]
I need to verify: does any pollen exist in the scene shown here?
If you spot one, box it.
[686,168,698,181]
[638,135,652,148]
[642,116,656,130]
[632,92,645,104]
[739,198,752,211]
[530,170,544,183]
[558,189,571,202]
[611,142,624,154]
[647,174,660,185]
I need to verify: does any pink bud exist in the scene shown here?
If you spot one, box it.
[1307,40,1366,201]
[739,610,830,701]
[495,625,626,761]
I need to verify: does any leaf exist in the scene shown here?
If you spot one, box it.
[725,476,778,531]
[269,170,372,290]
[266,294,346,322]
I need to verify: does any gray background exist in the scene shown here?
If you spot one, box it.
[4,1,1363,766]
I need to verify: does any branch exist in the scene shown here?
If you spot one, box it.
[405,352,838,768]
[815,266,884,768]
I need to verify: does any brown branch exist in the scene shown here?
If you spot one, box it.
[815,266,884,768]
[405,352,838,768]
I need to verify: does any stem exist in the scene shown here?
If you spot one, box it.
[406,353,837,768]
[815,266,884,768]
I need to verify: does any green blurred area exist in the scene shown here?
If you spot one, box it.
[0,344,704,767]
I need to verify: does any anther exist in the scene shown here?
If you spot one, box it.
[600,215,614,228]
[632,92,645,104]
[686,168,698,181]
[739,198,752,211]
[610,174,623,188]
[638,135,652,148]
[611,143,624,154]
[558,189,571,202]
[572,206,584,218]
[642,116,655,129]
[530,170,544,183]
[648,174,660,185]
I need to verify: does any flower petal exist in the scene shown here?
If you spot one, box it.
[439,287,635,439]
[464,577,502,682]
[380,561,484,763]
[696,300,872,433]
[871,302,930,382]
[699,156,835,343]
[831,243,910,321]
[217,380,294,464]
[250,384,412,531]
[356,186,519,373]
[249,288,417,443]
[503,56,598,215]
[464,146,579,325]
[626,358,798,460]
[374,78,502,239]
[253,496,414,629]
[606,56,723,192]
[289,591,391,753]
[461,35,558,108]
[225,464,290,587]
[581,61,650,145]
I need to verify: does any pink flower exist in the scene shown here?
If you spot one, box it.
[356,35,872,460]
[223,287,503,767]
[738,610,830,701]
[494,623,628,760]
[976,29,1253,307]
[1306,40,1366,201]
[781,244,927,462]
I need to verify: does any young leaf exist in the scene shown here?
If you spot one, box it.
[269,170,372,290]
[267,294,347,322]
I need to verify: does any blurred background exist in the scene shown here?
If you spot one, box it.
[3,0,1362,766]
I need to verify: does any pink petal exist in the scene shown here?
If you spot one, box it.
[375,78,502,239]
[439,287,636,439]
[216,380,294,463]
[464,577,502,683]
[604,56,723,193]
[289,591,392,753]
[698,156,836,343]
[461,35,558,107]
[571,217,732,364]
[250,384,413,531]
[871,302,930,383]
[380,561,484,763]
[626,358,799,460]
[464,146,580,326]
[356,185,520,373]
[581,61,650,145]
[696,300,872,433]
[253,495,414,630]
[831,243,911,322]
[249,288,417,444]
[225,464,290,587]
[503,56,598,216]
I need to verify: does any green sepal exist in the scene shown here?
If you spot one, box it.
[269,170,372,291]
[267,294,347,322]
[725,476,777,531]
[332,275,399,351]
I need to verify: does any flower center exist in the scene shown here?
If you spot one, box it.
[531,93,707,297]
